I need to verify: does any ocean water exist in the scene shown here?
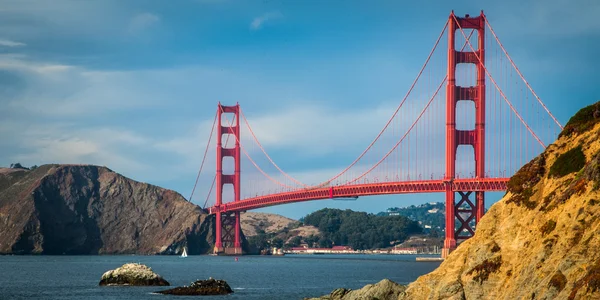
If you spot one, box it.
[0,254,441,300]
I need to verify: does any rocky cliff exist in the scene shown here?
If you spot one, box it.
[399,101,600,299]
[0,164,217,255]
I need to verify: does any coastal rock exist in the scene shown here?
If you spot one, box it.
[99,263,169,286]
[396,101,600,299]
[306,279,406,300]
[0,164,237,255]
[155,278,233,295]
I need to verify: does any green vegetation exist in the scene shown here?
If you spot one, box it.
[549,146,586,178]
[506,154,546,209]
[540,220,557,236]
[466,256,502,284]
[559,101,600,138]
[549,271,567,292]
[246,230,287,252]
[302,208,422,250]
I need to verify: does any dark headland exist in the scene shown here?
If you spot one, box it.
[0,164,228,255]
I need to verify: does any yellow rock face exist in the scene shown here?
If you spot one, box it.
[401,104,600,299]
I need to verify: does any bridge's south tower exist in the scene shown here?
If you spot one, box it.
[443,11,486,258]
[214,103,242,255]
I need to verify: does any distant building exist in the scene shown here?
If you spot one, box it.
[286,245,355,254]
[386,208,400,216]
[391,247,418,254]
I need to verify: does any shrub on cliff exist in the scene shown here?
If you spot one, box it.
[549,146,586,178]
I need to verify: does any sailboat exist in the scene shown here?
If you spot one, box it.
[181,247,188,258]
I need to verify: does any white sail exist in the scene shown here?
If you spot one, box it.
[181,247,188,258]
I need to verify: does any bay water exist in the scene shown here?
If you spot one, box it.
[0,254,441,299]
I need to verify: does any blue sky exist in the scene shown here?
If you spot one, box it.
[0,0,599,219]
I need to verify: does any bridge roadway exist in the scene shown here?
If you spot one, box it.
[208,177,509,213]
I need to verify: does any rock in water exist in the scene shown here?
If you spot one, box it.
[155,278,233,295]
[305,279,406,300]
[99,263,169,286]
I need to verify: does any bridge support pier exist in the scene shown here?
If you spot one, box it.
[213,103,243,255]
[443,11,486,258]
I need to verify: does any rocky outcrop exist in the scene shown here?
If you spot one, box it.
[0,164,221,255]
[155,278,233,295]
[99,263,169,286]
[306,279,406,300]
[398,101,600,299]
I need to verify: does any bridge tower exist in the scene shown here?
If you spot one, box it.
[214,103,242,255]
[443,11,486,258]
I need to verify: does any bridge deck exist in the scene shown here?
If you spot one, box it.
[209,178,509,213]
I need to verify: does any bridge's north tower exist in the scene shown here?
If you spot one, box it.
[443,11,486,258]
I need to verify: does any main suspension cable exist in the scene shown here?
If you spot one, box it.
[484,16,563,130]
[453,15,546,148]
[190,111,217,203]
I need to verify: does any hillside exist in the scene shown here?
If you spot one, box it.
[302,208,422,249]
[0,164,219,255]
[399,101,600,299]
[240,211,298,237]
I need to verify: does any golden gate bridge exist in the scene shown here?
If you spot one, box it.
[188,11,563,257]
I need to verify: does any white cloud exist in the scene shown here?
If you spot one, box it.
[241,104,393,152]
[0,39,25,47]
[250,11,283,30]
[0,55,182,117]
[0,54,72,74]
[128,12,160,34]
[6,124,150,174]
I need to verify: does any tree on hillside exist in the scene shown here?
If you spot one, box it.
[302,208,422,250]
[286,236,302,248]
[10,163,25,169]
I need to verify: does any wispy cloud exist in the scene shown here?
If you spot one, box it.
[491,0,600,36]
[0,55,171,117]
[128,12,161,34]
[0,39,25,47]
[3,122,150,173]
[0,54,72,74]
[250,11,283,30]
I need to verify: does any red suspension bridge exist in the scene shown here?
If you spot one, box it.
[189,11,563,257]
